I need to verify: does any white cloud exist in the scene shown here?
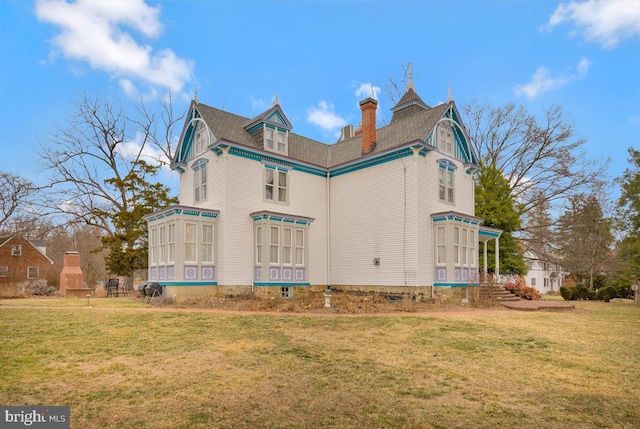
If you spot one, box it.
[35,0,193,96]
[117,132,172,167]
[251,98,268,111]
[543,0,640,48]
[119,78,136,96]
[306,101,347,131]
[514,57,590,99]
[576,57,590,77]
[354,82,381,100]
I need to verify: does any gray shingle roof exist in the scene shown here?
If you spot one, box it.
[193,98,451,169]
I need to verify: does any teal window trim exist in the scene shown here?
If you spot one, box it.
[250,210,314,225]
[262,160,290,171]
[437,158,457,172]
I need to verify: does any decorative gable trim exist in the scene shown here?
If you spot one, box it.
[424,103,480,168]
[173,104,217,166]
[267,110,288,127]
[243,105,293,132]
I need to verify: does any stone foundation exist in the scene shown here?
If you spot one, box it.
[161,283,479,305]
[165,285,253,302]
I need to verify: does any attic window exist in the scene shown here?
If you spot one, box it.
[11,245,22,256]
[438,123,454,155]
[194,122,208,154]
[265,125,288,155]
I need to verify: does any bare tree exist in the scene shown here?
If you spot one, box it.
[38,94,180,275]
[38,93,181,234]
[137,91,184,167]
[462,102,608,219]
[385,63,418,105]
[0,172,39,233]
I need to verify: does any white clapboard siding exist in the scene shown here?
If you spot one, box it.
[416,153,479,285]
[330,157,416,286]
[217,154,328,286]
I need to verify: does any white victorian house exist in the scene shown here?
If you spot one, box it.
[144,80,501,300]
[523,249,566,294]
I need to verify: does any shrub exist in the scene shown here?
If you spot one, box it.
[519,285,542,300]
[503,282,519,295]
[597,285,618,302]
[560,286,575,301]
[574,284,590,300]
[20,279,56,296]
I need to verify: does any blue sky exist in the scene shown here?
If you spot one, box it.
[1,0,639,199]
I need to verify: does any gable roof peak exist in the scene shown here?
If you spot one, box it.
[242,102,293,132]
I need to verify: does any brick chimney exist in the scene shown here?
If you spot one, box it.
[359,98,377,154]
[59,251,83,296]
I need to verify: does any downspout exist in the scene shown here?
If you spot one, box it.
[326,170,331,289]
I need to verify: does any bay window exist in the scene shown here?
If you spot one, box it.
[185,223,197,263]
[202,224,214,263]
[432,212,481,285]
[251,211,314,285]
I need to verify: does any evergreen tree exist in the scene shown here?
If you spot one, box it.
[99,161,178,276]
[616,148,640,281]
[557,193,613,289]
[475,164,527,275]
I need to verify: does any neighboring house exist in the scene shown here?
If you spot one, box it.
[144,80,502,300]
[0,234,55,285]
[522,249,566,294]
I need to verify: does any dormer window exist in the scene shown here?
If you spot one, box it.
[265,125,288,154]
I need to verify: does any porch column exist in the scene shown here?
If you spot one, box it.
[495,237,500,278]
[483,241,488,278]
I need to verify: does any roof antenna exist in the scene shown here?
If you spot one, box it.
[194,83,199,103]
[406,63,415,93]
[447,83,452,103]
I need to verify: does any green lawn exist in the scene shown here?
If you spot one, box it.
[1,299,638,428]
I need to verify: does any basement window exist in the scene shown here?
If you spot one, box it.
[0,266,7,277]
[281,286,292,298]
